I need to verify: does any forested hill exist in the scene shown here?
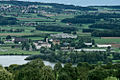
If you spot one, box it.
[91,6,120,9]
[0,1,97,11]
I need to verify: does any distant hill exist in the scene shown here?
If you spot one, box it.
[0,1,97,11]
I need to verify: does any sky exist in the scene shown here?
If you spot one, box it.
[19,0,120,6]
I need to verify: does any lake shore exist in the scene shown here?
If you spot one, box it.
[0,55,64,68]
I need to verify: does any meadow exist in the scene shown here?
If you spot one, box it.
[94,37,120,44]
[0,47,39,55]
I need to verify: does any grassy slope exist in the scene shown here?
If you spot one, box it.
[105,77,117,80]
[0,47,39,55]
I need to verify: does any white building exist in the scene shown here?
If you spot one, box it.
[97,44,111,48]
[33,42,51,49]
[84,43,92,46]
[74,49,106,52]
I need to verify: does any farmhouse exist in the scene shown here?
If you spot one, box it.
[4,38,14,43]
[84,42,92,47]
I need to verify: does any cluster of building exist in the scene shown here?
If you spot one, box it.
[78,42,112,52]
[2,33,113,52]
[32,33,77,50]
[33,38,51,49]
[0,3,40,15]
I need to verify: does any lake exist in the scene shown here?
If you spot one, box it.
[0,56,58,68]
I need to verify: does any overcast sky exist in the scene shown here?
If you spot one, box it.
[20,0,120,6]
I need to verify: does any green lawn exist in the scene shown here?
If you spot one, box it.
[105,77,117,80]
[27,37,44,40]
[51,14,75,20]
[112,60,120,63]
[94,38,120,44]
[0,47,39,55]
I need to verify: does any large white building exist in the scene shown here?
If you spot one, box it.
[97,44,111,48]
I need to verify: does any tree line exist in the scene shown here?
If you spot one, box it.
[25,48,113,64]
[36,25,77,33]
[61,13,120,24]
[61,18,96,24]
[91,30,120,37]
[0,16,17,25]
[76,13,120,19]
[89,23,120,29]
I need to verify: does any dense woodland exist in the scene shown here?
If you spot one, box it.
[61,18,96,24]
[75,13,120,19]
[36,25,77,33]
[92,30,120,37]
[89,24,120,29]
[0,59,120,80]
[61,13,120,24]
[0,16,17,25]
[93,6,120,9]
[25,51,111,64]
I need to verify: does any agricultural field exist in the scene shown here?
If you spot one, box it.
[0,1,120,80]
[0,1,120,59]
[0,47,39,55]
[94,37,120,44]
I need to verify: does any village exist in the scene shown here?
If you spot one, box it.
[0,33,114,54]
[0,1,120,80]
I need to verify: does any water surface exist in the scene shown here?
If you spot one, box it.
[0,56,28,66]
[0,56,58,68]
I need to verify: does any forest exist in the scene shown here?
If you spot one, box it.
[89,24,120,29]
[61,18,96,24]
[75,13,120,19]
[25,51,111,64]
[0,16,17,25]
[92,30,120,37]
[0,59,120,80]
[36,25,77,32]
[61,13,120,24]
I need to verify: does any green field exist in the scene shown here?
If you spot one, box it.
[105,77,117,80]
[0,47,39,55]
[94,38,120,44]
[27,37,44,40]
